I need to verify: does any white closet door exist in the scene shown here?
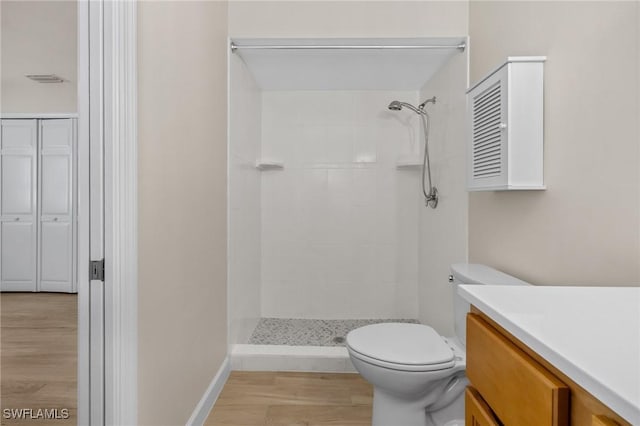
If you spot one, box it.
[0,120,38,291]
[39,119,75,292]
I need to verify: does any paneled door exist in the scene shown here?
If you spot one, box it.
[0,120,38,291]
[39,119,75,292]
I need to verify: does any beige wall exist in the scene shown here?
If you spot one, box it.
[0,1,77,112]
[468,1,640,286]
[229,0,468,37]
[137,1,228,424]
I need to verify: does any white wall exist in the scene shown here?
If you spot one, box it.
[260,90,420,319]
[0,1,77,113]
[396,159,421,321]
[468,1,640,286]
[138,2,228,424]
[417,52,469,336]
[228,54,262,344]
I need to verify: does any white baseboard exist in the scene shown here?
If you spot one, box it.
[231,344,357,373]
[186,356,231,426]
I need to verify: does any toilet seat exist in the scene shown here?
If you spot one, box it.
[346,323,456,372]
[348,347,456,372]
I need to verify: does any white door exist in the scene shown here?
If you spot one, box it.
[0,119,38,292]
[39,119,75,292]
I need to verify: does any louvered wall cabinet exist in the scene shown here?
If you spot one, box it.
[466,56,546,191]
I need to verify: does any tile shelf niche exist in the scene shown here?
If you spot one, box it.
[396,157,423,170]
[255,160,284,171]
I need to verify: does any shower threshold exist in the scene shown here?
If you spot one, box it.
[232,318,418,373]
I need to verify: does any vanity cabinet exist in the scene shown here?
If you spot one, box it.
[466,312,569,426]
[465,387,500,426]
[466,309,632,426]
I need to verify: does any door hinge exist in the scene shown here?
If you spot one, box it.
[90,259,105,281]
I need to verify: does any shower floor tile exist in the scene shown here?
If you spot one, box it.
[248,318,419,346]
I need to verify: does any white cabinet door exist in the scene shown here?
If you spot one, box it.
[39,119,75,292]
[0,120,38,291]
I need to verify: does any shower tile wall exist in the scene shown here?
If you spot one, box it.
[260,91,420,319]
[417,52,469,336]
[228,54,262,344]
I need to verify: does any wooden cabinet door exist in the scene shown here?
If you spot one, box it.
[592,415,620,426]
[467,313,569,426]
[466,387,500,426]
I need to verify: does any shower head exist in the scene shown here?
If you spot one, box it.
[388,100,404,111]
[387,100,422,114]
[387,98,435,115]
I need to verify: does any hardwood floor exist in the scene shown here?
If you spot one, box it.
[0,293,77,425]
[205,371,373,426]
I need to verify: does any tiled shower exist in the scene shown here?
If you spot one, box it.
[260,90,422,320]
[228,38,469,369]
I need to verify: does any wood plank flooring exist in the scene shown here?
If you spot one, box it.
[205,371,373,426]
[1,293,77,425]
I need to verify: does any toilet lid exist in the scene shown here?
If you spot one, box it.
[346,323,454,366]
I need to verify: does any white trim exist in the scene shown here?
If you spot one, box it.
[88,1,106,422]
[77,0,138,423]
[103,0,138,425]
[226,35,232,359]
[0,113,79,119]
[231,344,356,373]
[77,0,90,423]
[72,117,79,294]
[186,357,232,426]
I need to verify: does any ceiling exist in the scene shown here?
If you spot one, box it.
[232,37,466,91]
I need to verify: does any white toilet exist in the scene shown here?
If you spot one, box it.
[346,264,530,426]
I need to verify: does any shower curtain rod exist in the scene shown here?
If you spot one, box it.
[230,42,466,52]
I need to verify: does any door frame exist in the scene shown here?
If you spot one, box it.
[77,0,90,422]
[103,1,138,424]
[78,1,138,424]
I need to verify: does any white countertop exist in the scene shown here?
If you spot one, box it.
[458,285,640,424]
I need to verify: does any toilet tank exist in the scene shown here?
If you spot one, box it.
[450,264,530,346]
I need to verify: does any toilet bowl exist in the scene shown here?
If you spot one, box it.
[346,323,467,426]
[346,264,531,426]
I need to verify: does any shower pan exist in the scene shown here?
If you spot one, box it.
[248,318,419,346]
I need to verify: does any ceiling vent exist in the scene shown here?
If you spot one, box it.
[26,74,65,83]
